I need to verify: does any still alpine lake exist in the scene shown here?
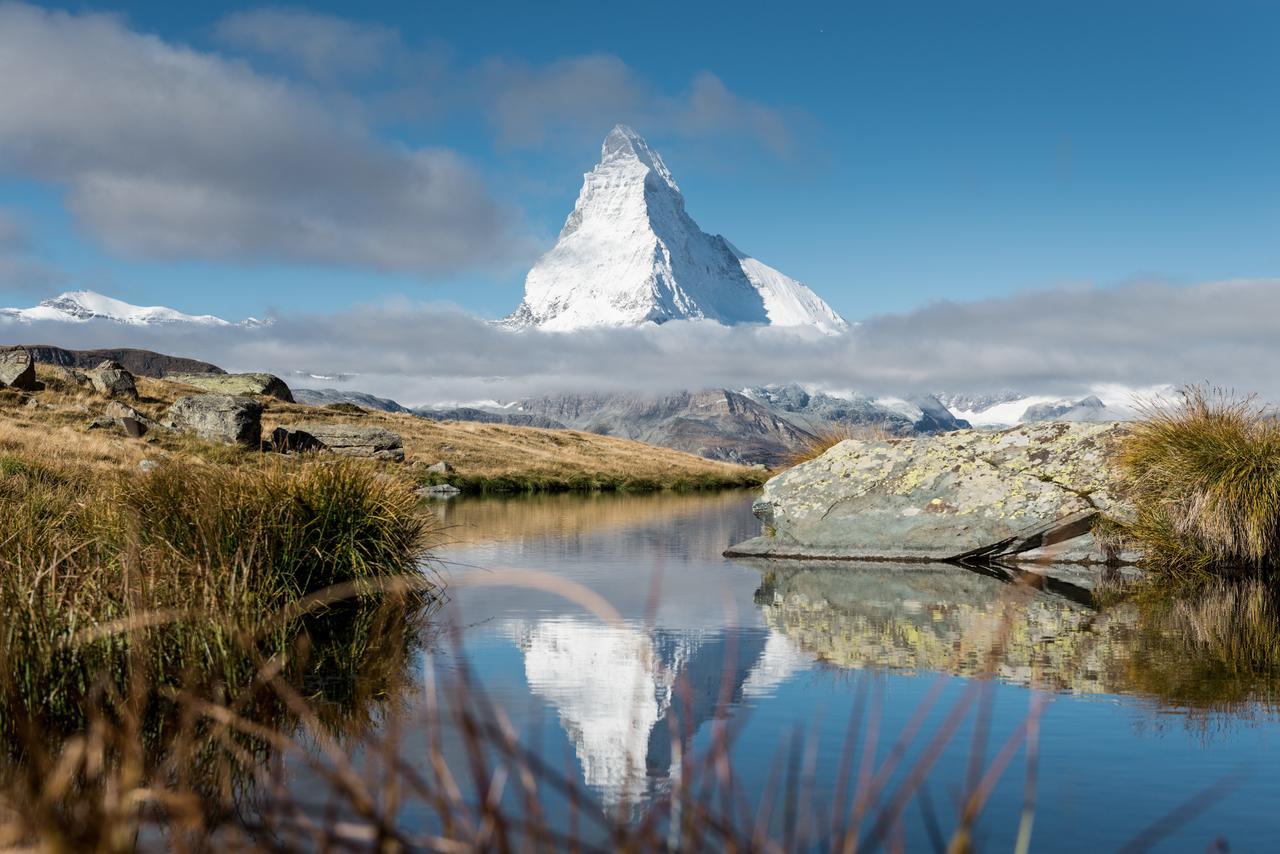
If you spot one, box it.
[370,490,1280,849]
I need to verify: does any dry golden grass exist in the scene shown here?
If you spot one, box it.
[1116,386,1280,578]
[3,365,760,491]
[265,403,759,487]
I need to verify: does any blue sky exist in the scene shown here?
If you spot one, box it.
[1,0,1278,322]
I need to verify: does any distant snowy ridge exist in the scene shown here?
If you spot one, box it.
[507,125,846,333]
[940,387,1160,426]
[0,290,267,327]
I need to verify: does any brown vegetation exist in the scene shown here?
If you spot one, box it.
[3,364,762,491]
[1115,386,1280,580]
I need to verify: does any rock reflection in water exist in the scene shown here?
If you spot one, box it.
[745,559,1121,693]
[743,558,1280,711]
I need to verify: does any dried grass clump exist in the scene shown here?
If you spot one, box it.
[1117,386,1280,578]
[0,452,436,742]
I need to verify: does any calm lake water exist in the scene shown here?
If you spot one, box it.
[383,490,1280,850]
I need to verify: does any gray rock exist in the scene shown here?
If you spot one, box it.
[167,372,294,402]
[287,423,405,462]
[138,459,159,473]
[87,360,138,399]
[165,394,263,446]
[86,401,161,437]
[0,348,37,391]
[426,460,453,474]
[728,422,1133,564]
[417,483,461,498]
[263,426,325,453]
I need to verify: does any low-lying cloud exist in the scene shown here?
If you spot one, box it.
[6,279,1276,407]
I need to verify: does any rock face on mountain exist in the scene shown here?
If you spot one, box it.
[413,406,567,430]
[294,388,410,413]
[512,390,817,465]
[729,422,1133,564]
[22,345,224,378]
[745,385,968,435]
[1021,395,1116,423]
[506,125,846,333]
[167,372,294,402]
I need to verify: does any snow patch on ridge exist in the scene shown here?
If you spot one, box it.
[0,290,264,327]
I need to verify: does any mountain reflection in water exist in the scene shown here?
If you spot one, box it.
[429,491,1280,845]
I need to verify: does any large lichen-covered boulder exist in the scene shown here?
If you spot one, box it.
[0,348,38,391]
[166,372,294,402]
[87,360,138,399]
[165,394,263,446]
[284,423,404,462]
[728,422,1131,564]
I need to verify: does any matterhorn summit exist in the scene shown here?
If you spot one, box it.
[506,125,847,333]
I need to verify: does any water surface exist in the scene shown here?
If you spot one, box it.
[414,490,1280,850]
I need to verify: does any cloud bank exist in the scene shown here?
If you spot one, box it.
[0,3,520,275]
[5,279,1275,407]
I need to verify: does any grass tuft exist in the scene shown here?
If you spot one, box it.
[1116,385,1280,579]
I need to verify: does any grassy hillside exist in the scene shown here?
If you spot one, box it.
[2,365,763,491]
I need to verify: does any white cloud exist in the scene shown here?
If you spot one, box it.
[214,7,403,80]
[0,3,522,275]
[6,279,1278,406]
[477,57,796,154]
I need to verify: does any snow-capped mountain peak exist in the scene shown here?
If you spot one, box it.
[1,290,264,327]
[601,123,678,192]
[507,125,847,334]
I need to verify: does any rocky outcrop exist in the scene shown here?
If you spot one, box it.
[167,372,294,402]
[0,348,38,391]
[22,345,223,377]
[728,422,1132,564]
[87,360,138,399]
[165,394,263,446]
[279,423,404,462]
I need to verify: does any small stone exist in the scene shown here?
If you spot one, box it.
[138,459,159,473]
[426,460,453,474]
[417,483,461,498]
[120,417,147,438]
